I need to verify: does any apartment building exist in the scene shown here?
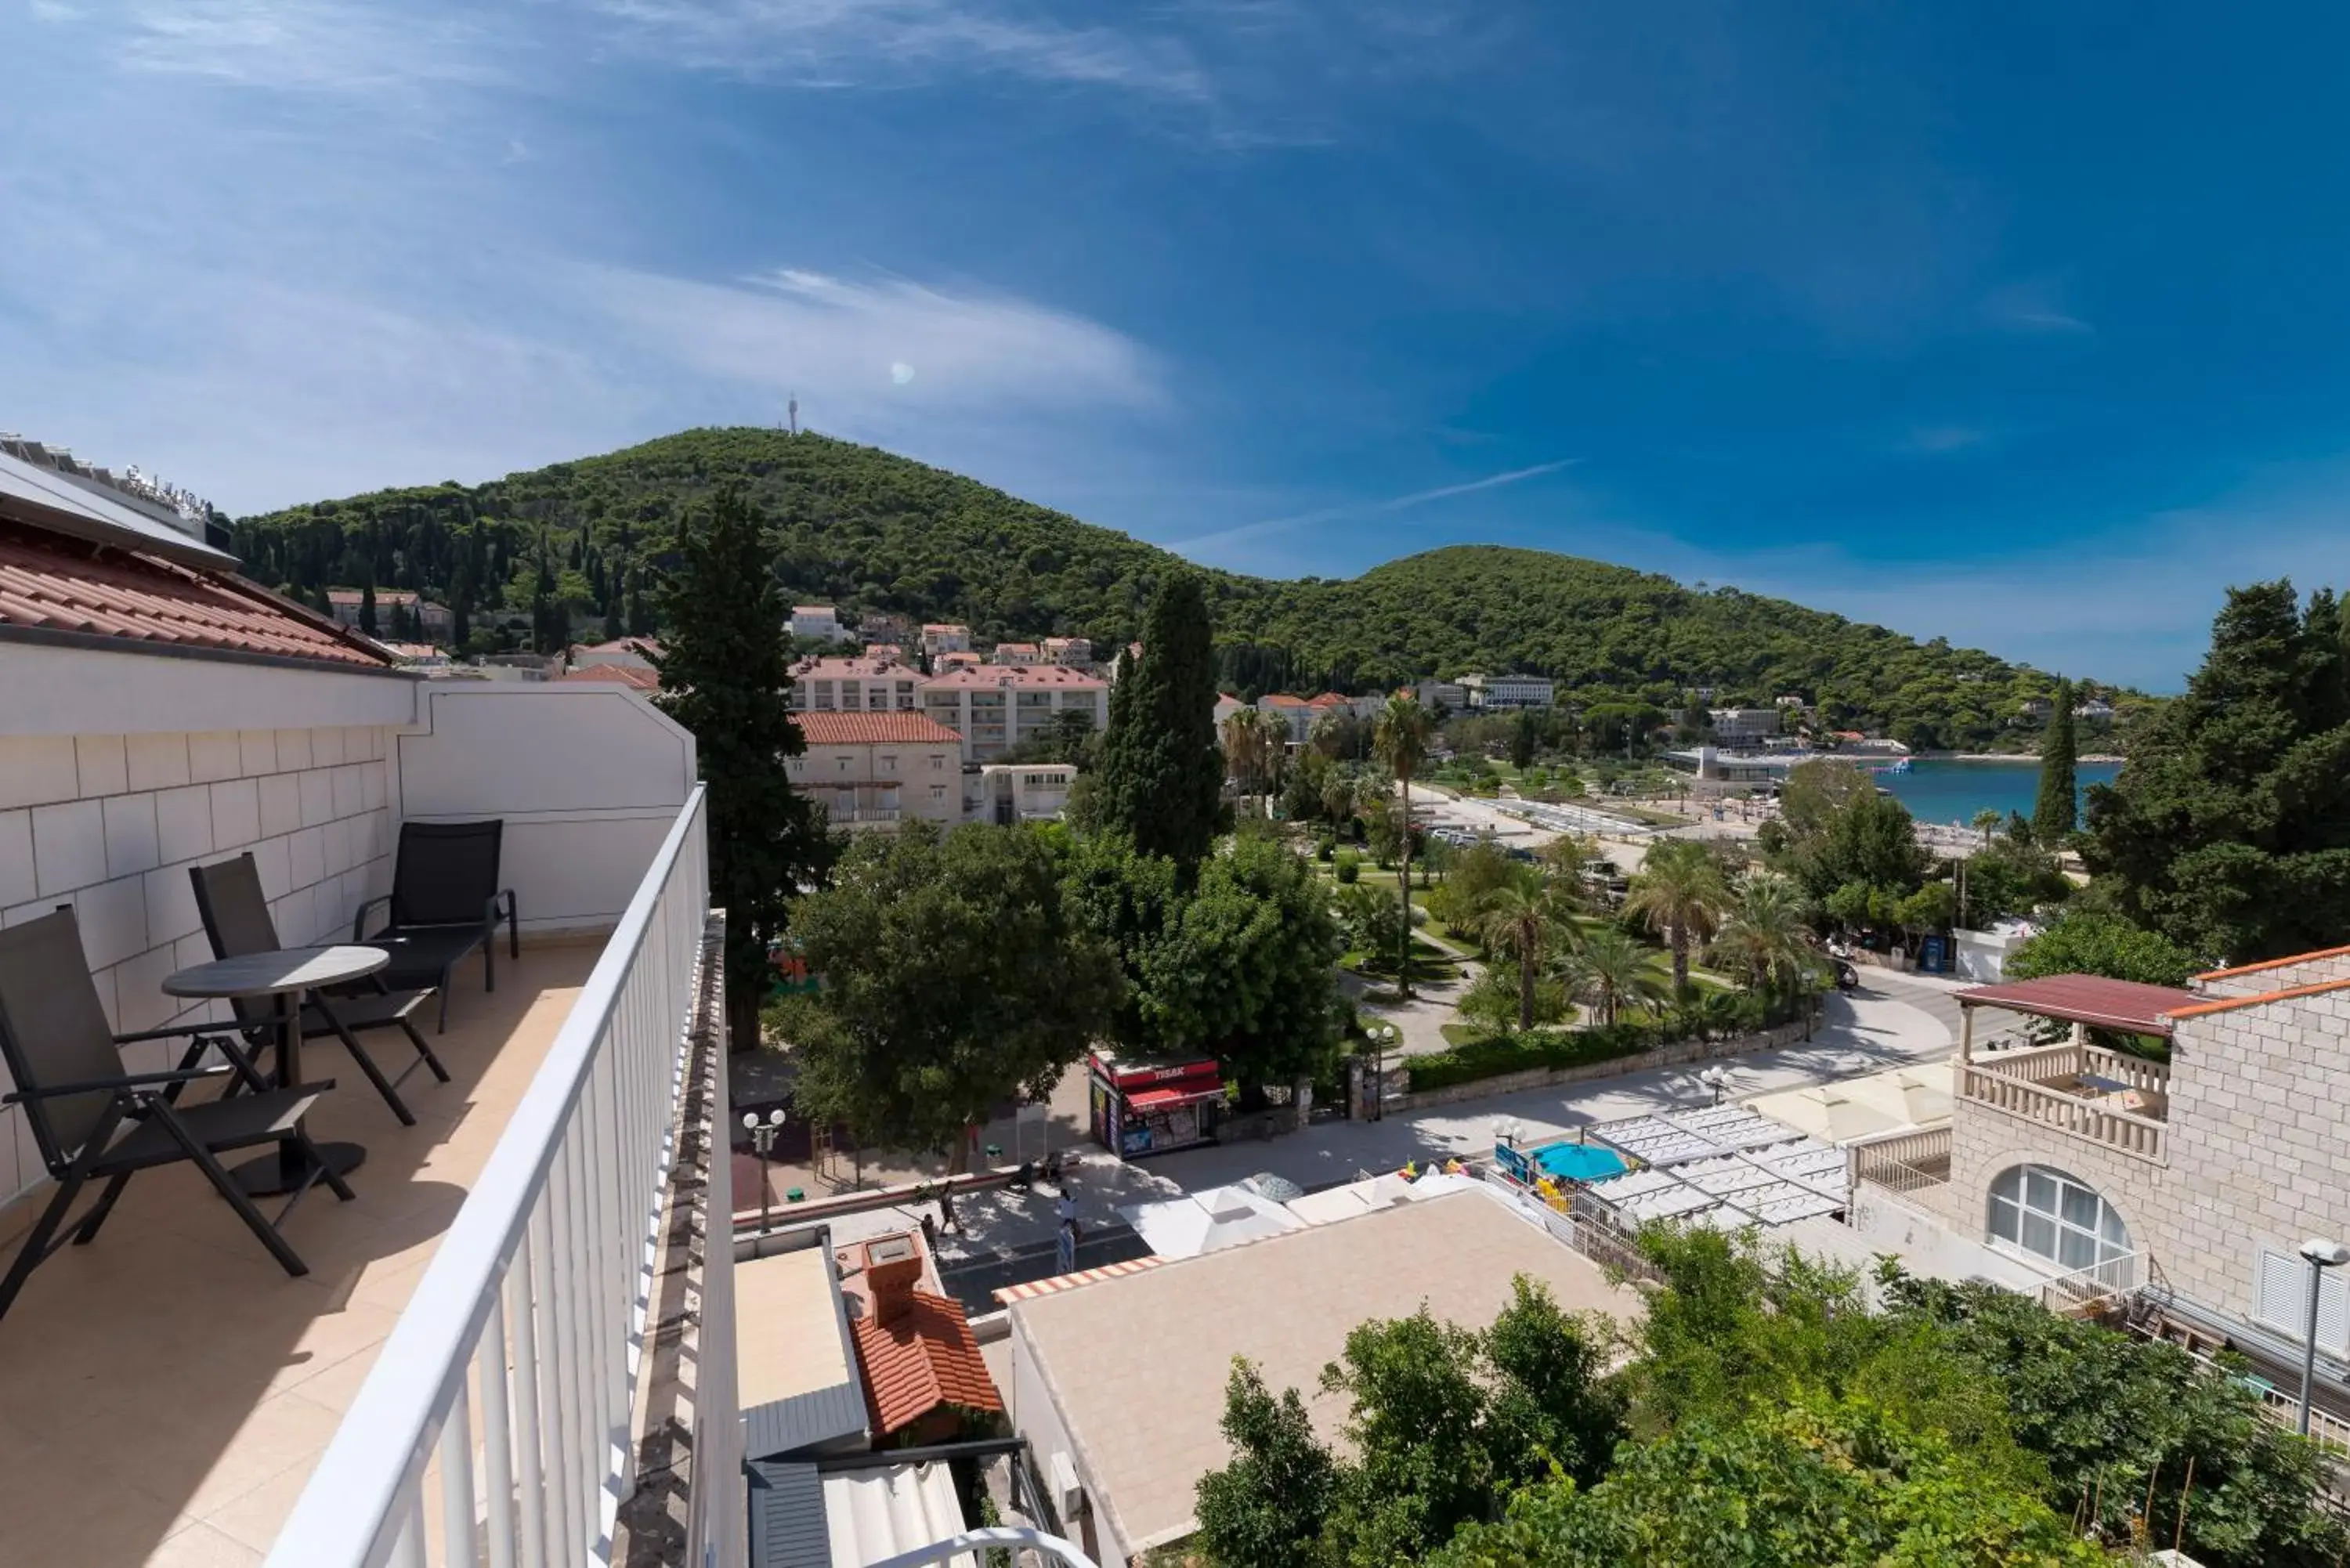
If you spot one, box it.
[992,642,1043,665]
[1213,693,1248,728]
[918,664,1108,763]
[790,604,852,642]
[791,652,921,713]
[1856,949,2350,1428]
[1044,636,1094,666]
[786,710,965,827]
[974,761,1079,825]
[921,622,973,657]
[325,587,451,638]
[1708,706,1782,743]
[1415,679,1468,712]
[858,610,911,645]
[1458,673,1555,710]
[1255,692,1314,744]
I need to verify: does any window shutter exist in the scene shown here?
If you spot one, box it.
[2258,1251,2302,1334]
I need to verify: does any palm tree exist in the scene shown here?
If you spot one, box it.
[1475,878,1578,1031]
[1562,927,1666,1028]
[1320,768,1360,831]
[1709,873,1813,1010]
[1372,695,1437,995]
[1970,807,2002,850]
[1623,838,1728,996]
[1223,707,1280,817]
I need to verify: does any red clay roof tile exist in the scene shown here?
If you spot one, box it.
[0,521,391,669]
[793,710,965,746]
[849,1292,1003,1436]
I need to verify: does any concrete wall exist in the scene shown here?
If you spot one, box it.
[2193,948,2350,1001]
[392,683,696,936]
[1005,1311,1130,1566]
[0,722,398,1202]
[2159,992,2350,1328]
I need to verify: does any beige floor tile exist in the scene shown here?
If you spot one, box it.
[0,945,598,1565]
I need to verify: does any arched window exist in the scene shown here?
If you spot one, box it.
[1987,1164,2131,1272]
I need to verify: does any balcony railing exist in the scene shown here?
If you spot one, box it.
[266,786,711,1568]
[2035,1250,2144,1313]
[1960,1043,2169,1164]
[1849,1125,1952,1195]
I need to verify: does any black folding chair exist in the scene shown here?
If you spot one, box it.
[191,854,449,1127]
[350,821,518,1032]
[0,909,355,1324]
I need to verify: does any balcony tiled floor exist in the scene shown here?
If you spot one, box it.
[0,941,601,1567]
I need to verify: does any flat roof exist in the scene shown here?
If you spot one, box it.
[1010,1187,1640,1555]
[736,1245,868,1458]
[1956,974,2200,1036]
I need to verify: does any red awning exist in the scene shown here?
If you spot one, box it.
[1126,1085,1221,1112]
[1956,974,2200,1037]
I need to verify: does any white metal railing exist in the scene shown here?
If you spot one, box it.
[266,786,710,1568]
[2036,1251,2145,1313]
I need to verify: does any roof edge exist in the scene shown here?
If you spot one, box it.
[0,620,418,680]
[2168,976,2350,1020]
[2196,944,2350,982]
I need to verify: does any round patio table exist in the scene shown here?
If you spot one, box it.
[164,945,389,1198]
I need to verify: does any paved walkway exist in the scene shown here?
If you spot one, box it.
[817,974,1958,1275]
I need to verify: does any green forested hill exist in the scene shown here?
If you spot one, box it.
[233,425,2102,750]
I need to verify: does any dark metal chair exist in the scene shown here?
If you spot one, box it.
[350,820,518,1032]
[191,854,449,1126]
[0,909,355,1323]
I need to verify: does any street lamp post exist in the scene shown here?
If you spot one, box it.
[743,1108,787,1236]
[1699,1064,1730,1107]
[1369,1024,1398,1122]
[2298,1237,2349,1436]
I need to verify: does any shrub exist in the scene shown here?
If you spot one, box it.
[1315,835,1336,862]
[1335,851,1361,884]
[1405,1027,1650,1092]
[1457,966,1570,1028]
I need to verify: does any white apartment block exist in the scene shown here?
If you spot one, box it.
[1254,693,1314,744]
[920,622,973,657]
[918,665,1108,763]
[1708,706,1781,742]
[1459,673,1555,710]
[974,761,1079,825]
[1415,679,1468,711]
[790,604,853,642]
[791,652,921,713]
[786,711,965,828]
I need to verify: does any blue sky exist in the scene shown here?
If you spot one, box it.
[8,2,2350,689]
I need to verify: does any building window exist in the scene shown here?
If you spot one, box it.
[837,757,851,772]
[2255,1251,2350,1353]
[1987,1164,2130,1274]
[881,754,897,774]
[931,785,945,800]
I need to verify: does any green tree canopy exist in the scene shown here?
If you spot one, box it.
[653,486,830,1052]
[2004,909,2199,989]
[779,822,1120,1163]
[2032,677,2079,840]
[2084,580,2350,963]
[1094,573,1224,870]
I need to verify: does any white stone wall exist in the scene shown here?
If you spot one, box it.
[0,726,394,1202]
[2161,993,2350,1325]
[1939,983,2350,1328]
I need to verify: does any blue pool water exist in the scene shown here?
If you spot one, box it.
[1875,758,2121,829]
[1531,1143,1629,1182]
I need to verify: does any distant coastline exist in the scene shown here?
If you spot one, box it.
[1921,752,2125,764]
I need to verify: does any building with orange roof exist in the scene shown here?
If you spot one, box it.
[1043,635,1093,667]
[559,661,659,692]
[990,641,1042,665]
[1253,692,1314,744]
[840,1233,1003,1446]
[919,622,971,658]
[1854,943,2350,1433]
[917,663,1108,763]
[786,710,966,828]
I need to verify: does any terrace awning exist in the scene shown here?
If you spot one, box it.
[1955,974,2199,1038]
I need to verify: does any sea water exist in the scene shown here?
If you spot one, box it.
[1875,758,2123,829]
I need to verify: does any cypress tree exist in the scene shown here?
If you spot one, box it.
[1094,574,1224,869]
[358,566,378,636]
[653,487,831,1052]
[2032,678,2077,841]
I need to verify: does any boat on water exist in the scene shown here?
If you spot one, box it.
[1863,757,1913,775]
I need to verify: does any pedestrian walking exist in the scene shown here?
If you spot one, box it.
[938,1183,958,1234]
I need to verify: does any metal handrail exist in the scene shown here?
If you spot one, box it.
[266,786,710,1568]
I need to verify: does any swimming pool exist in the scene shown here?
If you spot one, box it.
[1532,1142,1629,1182]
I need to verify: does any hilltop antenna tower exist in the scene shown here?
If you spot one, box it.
[787,395,798,435]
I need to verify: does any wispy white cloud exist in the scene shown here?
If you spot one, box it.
[1167,457,1578,551]
[1983,281,2095,337]
[117,0,511,92]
